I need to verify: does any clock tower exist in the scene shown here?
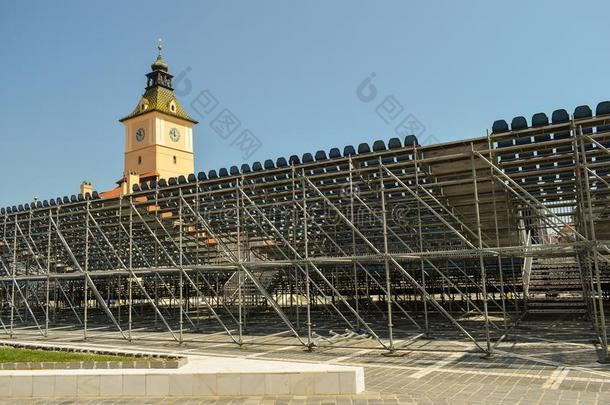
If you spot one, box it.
[119,42,198,190]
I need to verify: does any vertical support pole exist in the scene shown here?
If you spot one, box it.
[414,145,430,336]
[471,144,492,356]
[379,159,394,351]
[506,202,520,318]
[487,133,508,335]
[301,170,313,350]
[128,197,133,342]
[10,219,17,338]
[572,124,597,329]
[291,163,300,328]
[179,190,184,344]
[84,201,89,341]
[45,211,52,337]
[118,275,121,325]
[349,155,359,330]
[237,179,243,345]
[577,127,609,361]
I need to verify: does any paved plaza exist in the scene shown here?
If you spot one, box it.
[2,315,609,404]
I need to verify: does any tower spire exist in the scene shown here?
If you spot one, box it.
[151,39,168,72]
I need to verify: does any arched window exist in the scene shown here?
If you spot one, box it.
[173,156,177,164]
[138,156,142,165]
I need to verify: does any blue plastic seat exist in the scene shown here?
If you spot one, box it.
[302,153,314,163]
[492,120,509,133]
[343,145,356,156]
[388,138,401,149]
[178,175,187,184]
[276,157,288,167]
[550,109,572,153]
[168,177,178,186]
[218,168,229,177]
[511,116,528,131]
[541,174,556,182]
[70,195,77,203]
[497,139,515,162]
[241,164,251,173]
[551,109,570,124]
[574,104,592,119]
[357,143,371,154]
[230,166,240,175]
[289,155,300,165]
[596,101,610,138]
[372,140,386,151]
[404,135,418,146]
[252,161,263,171]
[531,113,549,127]
[534,134,552,156]
[188,173,197,182]
[197,171,207,181]
[264,160,275,170]
[497,140,513,148]
[574,105,593,135]
[208,170,218,179]
[515,136,533,158]
[328,148,341,158]
[315,150,327,161]
[596,101,610,116]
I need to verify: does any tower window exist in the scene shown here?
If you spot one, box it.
[170,104,175,112]
[173,156,177,164]
[138,156,142,165]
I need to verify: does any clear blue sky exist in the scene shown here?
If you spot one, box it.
[1,0,609,206]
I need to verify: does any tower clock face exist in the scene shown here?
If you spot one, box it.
[135,128,145,142]
[169,127,181,142]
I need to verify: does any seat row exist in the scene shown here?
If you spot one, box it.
[132,135,419,192]
[1,135,420,214]
[492,101,610,133]
[0,192,101,215]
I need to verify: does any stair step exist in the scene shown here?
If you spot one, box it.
[527,308,587,314]
[528,302,585,307]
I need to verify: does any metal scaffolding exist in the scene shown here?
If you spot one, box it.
[1,107,609,360]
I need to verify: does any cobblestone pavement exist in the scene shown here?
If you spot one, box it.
[2,317,610,404]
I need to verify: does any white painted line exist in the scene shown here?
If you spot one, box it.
[246,344,296,358]
[542,367,564,389]
[409,352,466,379]
[328,348,376,363]
[48,325,79,331]
[551,368,569,389]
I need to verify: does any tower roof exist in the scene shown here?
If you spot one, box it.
[120,41,197,124]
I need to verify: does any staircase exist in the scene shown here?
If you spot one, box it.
[223,269,279,307]
[525,256,587,314]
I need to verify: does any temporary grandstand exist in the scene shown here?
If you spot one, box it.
[1,102,609,361]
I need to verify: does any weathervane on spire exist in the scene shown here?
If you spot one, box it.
[157,38,163,57]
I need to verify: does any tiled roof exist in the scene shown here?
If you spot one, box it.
[120,86,197,123]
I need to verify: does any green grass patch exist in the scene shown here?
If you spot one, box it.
[0,347,139,363]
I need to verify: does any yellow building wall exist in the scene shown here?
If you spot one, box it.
[122,111,194,180]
